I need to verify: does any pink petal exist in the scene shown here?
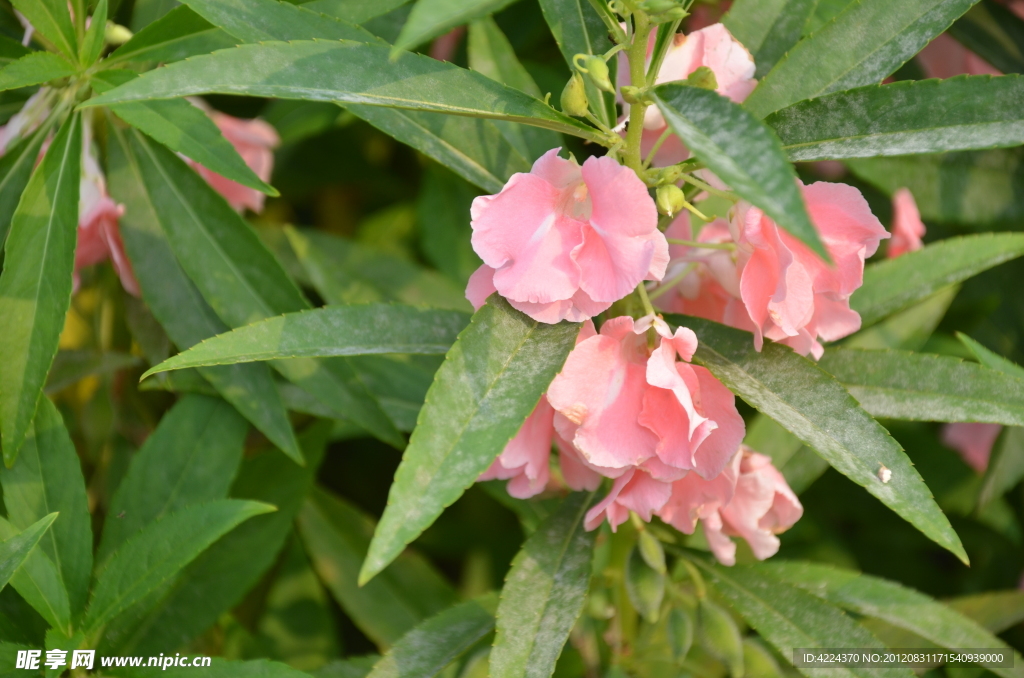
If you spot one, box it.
[918,33,1001,78]
[942,422,1002,473]
[465,264,497,310]
[888,188,926,259]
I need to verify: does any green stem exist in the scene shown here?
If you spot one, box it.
[678,172,738,201]
[642,127,673,168]
[623,11,652,173]
[647,262,697,301]
[680,200,709,222]
[666,238,735,251]
[635,281,656,317]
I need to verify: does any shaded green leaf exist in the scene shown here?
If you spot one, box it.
[0,397,92,625]
[298,487,457,648]
[667,314,967,564]
[416,166,482,285]
[949,590,1024,633]
[0,52,75,92]
[0,123,55,251]
[819,348,1024,425]
[97,394,248,566]
[0,515,70,632]
[958,332,1024,380]
[723,0,818,78]
[115,658,315,678]
[85,41,605,143]
[949,0,1024,76]
[107,120,302,464]
[394,0,516,53]
[744,0,979,119]
[0,513,57,593]
[10,0,76,60]
[105,5,238,67]
[851,234,1024,328]
[44,350,141,394]
[79,0,107,66]
[0,37,29,68]
[652,83,827,260]
[769,76,1024,162]
[142,305,469,377]
[367,594,498,678]
[305,0,411,25]
[178,0,379,43]
[491,492,595,678]
[0,113,80,462]
[360,298,580,584]
[83,499,275,635]
[979,427,1024,509]
[691,558,911,678]
[845,286,959,352]
[626,545,664,624]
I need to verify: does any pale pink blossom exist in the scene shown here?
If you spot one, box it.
[888,188,925,258]
[190,111,279,213]
[917,33,1000,79]
[467,150,667,323]
[584,467,675,531]
[942,423,1002,473]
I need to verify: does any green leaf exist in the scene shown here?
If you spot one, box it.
[367,594,498,678]
[44,350,141,394]
[305,0,411,25]
[743,0,979,119]
[768,76,1024,162]
[360,298,580,584]
[394,0,516,53]
[651,84,827,261]
[0,112,80,463]
[142,305,469,377]
[666,314,967,564]
[0,37,29,68]
[80,0,107,66]
[96,394,248,566]
[83,499,275,635]
[844,286,959,352]
[298,487,457,648]
[118,126,403,449]
[722,0,818,78]
[114,658,316,678]
[0,513,57,593]
[761,561,1023,678]
[957,332,1024,380]
[84,40,605,144]
[416,166,482,285]
[0,515,69,632]
[94,71,276,197]
[10,0,77,60]
[949,590,1024,633]
[948,0,1024,76]
[0,124,51,251]
[979,426,1024,509]
[819,348,1024,425]
[0,52,75,92]
[107,423,330,655]
[851,234,1024,328]
[177,0,379,43]
[0,397,92,626]
[105,5,238,67]
[107,121,302,464]
[490,492,595,678]
[626,546,665,624]
[691,559,912,678]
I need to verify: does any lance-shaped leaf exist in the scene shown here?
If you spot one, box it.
[394,0,516,53]
[761,561,1023,678]
[298,487,457,648]
[723,0,818,78]
[108,121,302,464]
[0,513,58,594]
[45,350,141,394]
[667,314,967,564]
[0,514,71,631]
[10,0,77,60]
[79,0,108,67]
[692,559,913,678]
[491,492,595,678]
[96,394,248,567]
[769,76,1024,162]
[651,84,827,260]
[0,53,76,92]
[0,36,29,67]
[104,5,238,67]
[0,395,93,625]
[94,70,276,197]
[305,0,411,25]
[819,348,1024,425]
[84,41,605,143]
[359,298,581,584]
[178,0,379,43]
[958,332,1024,380]
[851,234,1024,328]
[367,594,498,678]
[743,0,979,119]
[0,113,80,463]
[0,123,50,250]
[83,499,275,635]
[142,305,470,377]
[949,0,1024,76]
[101,658,316,678]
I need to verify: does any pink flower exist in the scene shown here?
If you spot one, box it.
[918,33,1000,79]
[888,188,925,259]
[190,111,279,213]
[941,423,1002,473]
[467,150,667,323]
[658,448,802,565]
[584,467,675,531]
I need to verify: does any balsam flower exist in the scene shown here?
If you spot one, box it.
[888,188,925,258]
[467,150,667,323]
[190,110,279,214]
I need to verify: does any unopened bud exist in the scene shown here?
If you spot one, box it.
[560,73,590,117]
[620,85,645,105]
[638,530,667,574]
[652,6,687,22]
[582,55,615,93]
[699,598,745,677]
[104,21,133,45]
[656,184,686,217]
[686,66,719,91]
[640,0,678,12]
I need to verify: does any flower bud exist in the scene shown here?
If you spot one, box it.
[668,607,695,663]
[640,0,678,13]
[560,73,590,117]
[582,55,615,93]
[656,184,686,217]
[104,22,133,45]
[686,65,719,91]
[637,529,667,574]
[620,85,645,105]
[698,598,745,677]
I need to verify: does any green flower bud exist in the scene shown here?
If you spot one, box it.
[656,184,686,217]
[560,73,590,117]
[698,598,745,677]
[640,0,678,13]
[104,22,134,45]
[652,6,687,22]
[583,55,615,93]
[638,530,667,574]
[668,607,695,663]
[687,65,719,91]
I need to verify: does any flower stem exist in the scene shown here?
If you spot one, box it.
[635,280,656,317]
[666,238,735,251]
[678,172,738,201]
[623,10,652,174]
[642,127,673,168]
[647,262,696,301]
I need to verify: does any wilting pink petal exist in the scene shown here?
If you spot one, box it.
[942,423,1002,473]
[719,450,802,561]
[469,149,665,323]
[584,468,674,531]
[191,111,278,213]
[918,33,1000,79]
[888,188,925,258]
